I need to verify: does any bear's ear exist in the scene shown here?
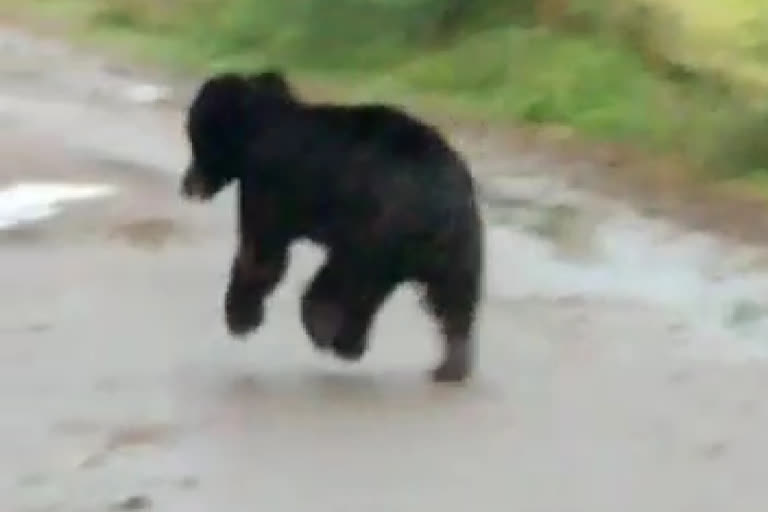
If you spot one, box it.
[198,72,250,96]
[190,73,254,128]
[246,69,294,98]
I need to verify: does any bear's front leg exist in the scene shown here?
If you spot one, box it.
[224,243,289,338]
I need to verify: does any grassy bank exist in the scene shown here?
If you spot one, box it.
[4,0,768,187]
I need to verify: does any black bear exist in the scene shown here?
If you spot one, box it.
[180,70,484,383]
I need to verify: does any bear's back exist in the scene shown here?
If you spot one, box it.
[304,103,452,163]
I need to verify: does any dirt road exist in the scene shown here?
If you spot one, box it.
[3,26,768,512]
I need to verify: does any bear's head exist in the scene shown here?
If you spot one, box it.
[180,69,294,200]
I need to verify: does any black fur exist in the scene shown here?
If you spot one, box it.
[180,70,484,382]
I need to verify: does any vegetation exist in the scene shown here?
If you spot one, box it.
[5,0,768,185]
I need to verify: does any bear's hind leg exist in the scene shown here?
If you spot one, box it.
[422,264,481,383]
[301,253,397,361]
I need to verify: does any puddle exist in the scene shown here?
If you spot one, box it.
[0,182,116,229]
[477,170,768,348]
[488,215,768,345]
[122,83,171,105]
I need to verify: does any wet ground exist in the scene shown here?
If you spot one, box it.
[3,25,768,512]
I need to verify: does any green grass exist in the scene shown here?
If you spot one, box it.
[5,0,768,188]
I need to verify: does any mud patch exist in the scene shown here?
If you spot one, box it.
[77,422,179,470]
[106,424,178,449]
[108,218,181,250]
[110,494,153,510]
[527,204,599,260]
[727,299,768,330]
[0,321,52,334]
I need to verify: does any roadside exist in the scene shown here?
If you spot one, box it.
[4,9,768,251]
